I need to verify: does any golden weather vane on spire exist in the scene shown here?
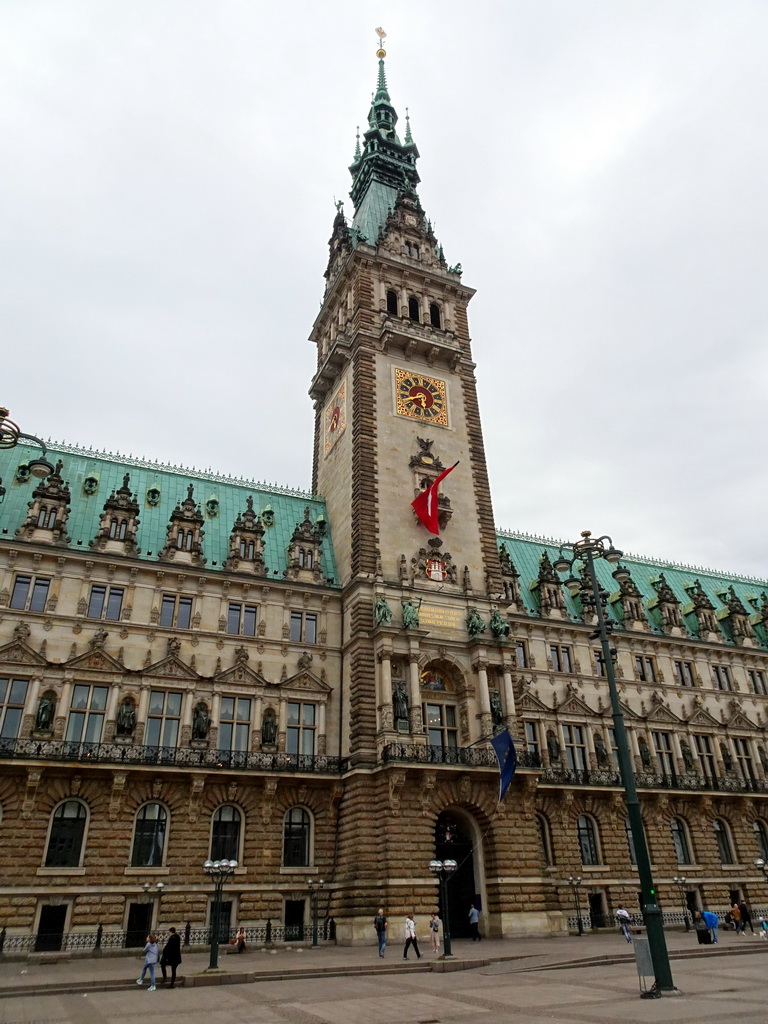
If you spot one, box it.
[375,26,387,59]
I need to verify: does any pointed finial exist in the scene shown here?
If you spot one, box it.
[375,26,387,59]
[404,107,413,145]
[354,126,361,160]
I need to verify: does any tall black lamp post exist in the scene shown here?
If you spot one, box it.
[429,858,457,957]
[567,875,584,936]
[554,531,675,994]
[308,877,325,946]
[203,858,237,969]
[672,876,690,931]
[0,407,54,493]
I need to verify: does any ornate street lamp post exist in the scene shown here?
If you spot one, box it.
[672,876,690,931]
[0,407,54,497]
[429,859,457,957]
[203,858,237,969]
[554,531,675,994]
[567,875,584,936]
[308,877,325,947]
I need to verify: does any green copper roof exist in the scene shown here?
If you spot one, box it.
[0,442,339,584]
[497,530,768,647]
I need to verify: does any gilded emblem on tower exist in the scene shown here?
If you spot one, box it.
[324,380,347,454]
[394,368,448,425]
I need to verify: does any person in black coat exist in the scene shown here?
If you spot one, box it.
[160,927,182,987]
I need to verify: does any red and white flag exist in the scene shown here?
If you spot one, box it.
[411,462,458,535]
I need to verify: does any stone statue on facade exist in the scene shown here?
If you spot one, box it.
[192,703,210,740]
[261,709,277,745]
[35,694,55,732]
[680,738,694,773]
[489,606,510,639]
[719,741,734,772]
[116,700,136,737]
[594,733,609,768]
[638,736,652,770]
[466,608,487,637]
[546,729,561,763]
[393,685,409,724]
[374,595,393,626]
[489,690,504,728]
[401,599,420,629]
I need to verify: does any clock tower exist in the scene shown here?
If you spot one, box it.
[309,40,503,767]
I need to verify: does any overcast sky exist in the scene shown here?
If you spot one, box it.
[2,1,766,578]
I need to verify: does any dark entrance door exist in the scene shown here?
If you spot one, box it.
[35,905,67,952]
[284,899,305,941]
[434,812,476,939]
[125,902,152,948]
[588,891,607,928]
[216,900,233,943]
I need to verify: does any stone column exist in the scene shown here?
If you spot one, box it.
[253,695,263,750]
[378,648,394,732]
[135,685,151,744]
[475,659,492,738]
[22,674,43,736]
[210,693,221,747]
[501,666,515,724]
[408,652,422,734]
[317,702,326,754]
[278,698,287,751]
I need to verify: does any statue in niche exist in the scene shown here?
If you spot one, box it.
[192,703,210,741]
[680,738,695,773]
[489,607,510,640]
[401,599,421,629]
[393,685,409,724]
[546,729,561,763]
[466,608,487,637]
[594,733,610,768]
[374,595,393,626]
[35,694,55,732]
[261,709,277,745]
[489,690,504,728]
[116,700,136,737]
[719,742,734,772]
[758,745,768,774]
[638,736,652,770]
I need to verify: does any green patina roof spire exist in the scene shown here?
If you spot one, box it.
[353,126,361,162]
[404,107,414,145]
[348,29,420,246]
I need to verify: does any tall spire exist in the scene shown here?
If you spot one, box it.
[348,29,420,246]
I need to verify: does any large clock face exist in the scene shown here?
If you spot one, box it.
[394,369,448,426]
[324,381,347,455]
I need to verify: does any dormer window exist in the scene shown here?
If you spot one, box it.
[36,507,57,529]
[408,296,420,321]
[239,539,255,560]
[386,290,398,315]
[405,242,420,259]
[108,518,128,540]
[429,303,441,329]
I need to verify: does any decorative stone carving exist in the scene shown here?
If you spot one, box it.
[686,580,718,636]
[411,537,457,584]
[13,621,31,644]
[90,473,141,554]
[89,628,108,650]
[374,594,393,625]
[499,545,522,607]
[401,599,420,629]
[14,460,71,546]
[535,552,566,616]
[158,485,206,566]
[489,690,504,728]
[393,685,409,726]
[223,496,267,574]
[466,607,487,637]
[284,507,325,583]
[261,708,277,746]
[489,606,510,639]
[35,693,56,732]
[115,699,136,738]
[652,573,684,631]
[192,702,210,740]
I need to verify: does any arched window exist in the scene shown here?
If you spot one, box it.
[536,812,555,866]
[408,296,420,321]
[47,509,57,528]
[713,818,735,864]
[118,520,127,540]
[283,807,311,867]
[386,289,398,315]
[109,519,118,539]
[577,814,600,865]
[37,507,48,527]
[131,803,168,867]
[753,819,768,860]
[625,816,637,865]
[670,817,693,865]
[45,801,87,868]
[211,805,241,862]
[429,303,441,329]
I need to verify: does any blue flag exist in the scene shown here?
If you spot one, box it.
[490,730,517,802]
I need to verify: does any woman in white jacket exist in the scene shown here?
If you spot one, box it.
[403,914,423,960]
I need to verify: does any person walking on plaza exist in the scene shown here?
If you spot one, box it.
[136,933,159,991]
[701,909,720,943]
[403,913,422,960]
[374,908,387,958]
[615,904,632,943]
[468,903,482,941]
[738,900,754,934]
[159,926,182,987]
[429,912,440,953]
[730,902,741,931]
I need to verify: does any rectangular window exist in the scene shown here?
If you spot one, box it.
[712,665,732,691]
[593,650,606,677]
[748,670,767,696]
[0,677,29,739]
[286,701,316,755]
[424,703,458,750]
[226,603,258,636]
[549,644,573,673]
[159,595,193,629]
[652,730,675,778]
[65,684,109,744]
[562,724,587,772]
[9,575,50,612]
[219,696,252,752]
[145,690,183,747]
[674,660,695,687]
[732,737,755,784]
[515,640,528,669]
[87,585,124,620]
[290,611,318,644]
[694,734,717,779]
[635,656,657,683]
[524,721,540,758]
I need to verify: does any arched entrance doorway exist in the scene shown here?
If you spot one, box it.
[434,810,478,938]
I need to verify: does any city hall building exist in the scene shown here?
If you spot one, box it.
[1,47,768,953]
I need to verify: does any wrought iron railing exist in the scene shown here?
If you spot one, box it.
[0,737,347,774]
[381,744,542,768]
[566,907,768,933]
[542,765,768,794]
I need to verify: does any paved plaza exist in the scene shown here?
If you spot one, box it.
[0,931,767,1024]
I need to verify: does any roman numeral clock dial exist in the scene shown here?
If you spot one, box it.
[394,369,448,426]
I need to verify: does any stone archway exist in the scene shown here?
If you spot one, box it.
[434,809,481,938]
